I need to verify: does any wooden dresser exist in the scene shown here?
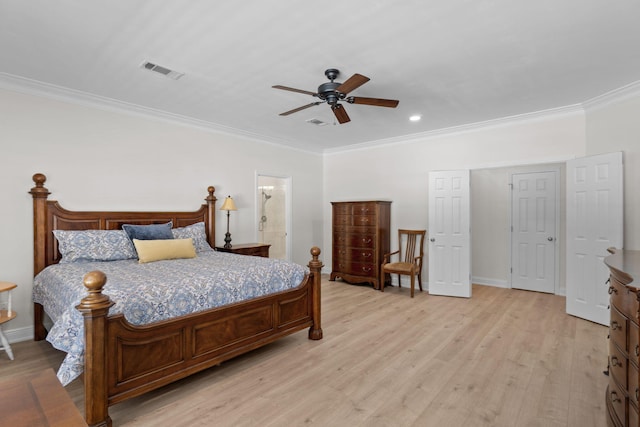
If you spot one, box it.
[330,201,391,289]
[605,248,640,427]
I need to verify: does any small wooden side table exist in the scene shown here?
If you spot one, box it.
[215,243,270,258]
[0,281,17,360]
[0,368,87,426]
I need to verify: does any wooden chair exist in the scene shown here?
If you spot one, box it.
[0,282,17,360]
[380,230,426,298]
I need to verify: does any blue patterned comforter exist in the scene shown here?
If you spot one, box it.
[32,251,307,385]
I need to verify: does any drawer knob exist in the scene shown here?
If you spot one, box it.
[608,286,617,295]
[611,356,622,367]
[362,267,372,273]
[362,238,372,244]
[611,321,620,331]
[362,252,372,258]
[611,391,622,403]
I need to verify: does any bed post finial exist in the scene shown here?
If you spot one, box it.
[30,173,50,198]
[308,246,323,340]
[30,173,51,297]
[76,271,114,427]
[205,186,217,249]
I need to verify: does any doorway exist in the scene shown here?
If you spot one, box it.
[470,163,564,293]
[256,174,291,260]
[510,170,559,293]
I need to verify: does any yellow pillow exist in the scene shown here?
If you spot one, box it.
[133,238,196,263]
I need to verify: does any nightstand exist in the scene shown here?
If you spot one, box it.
[0,281,17,360]
[215,243,270,258]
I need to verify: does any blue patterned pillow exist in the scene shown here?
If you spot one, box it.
[172,222,213,252]
[53,229,137,263]
[122,221,174,242]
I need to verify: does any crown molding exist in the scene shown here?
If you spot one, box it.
[0,72,323,156]
[325,104,584,154]
[582,80,640,112]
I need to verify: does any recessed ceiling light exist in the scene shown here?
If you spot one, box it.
[409,115,421,122]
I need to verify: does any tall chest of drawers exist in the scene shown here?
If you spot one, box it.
[605,248,640,427]
[330,201,391,289]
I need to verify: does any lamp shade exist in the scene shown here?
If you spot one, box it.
[220,196,237,211]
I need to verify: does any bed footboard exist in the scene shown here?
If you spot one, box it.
[77,247,323,427]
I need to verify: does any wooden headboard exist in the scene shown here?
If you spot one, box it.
[29,173,217,276]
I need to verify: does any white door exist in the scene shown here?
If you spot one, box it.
[428,170,472,298]
[566,152,623,325]
[511,171,557,293]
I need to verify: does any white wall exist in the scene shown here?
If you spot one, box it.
[324,110,587,290]
[0,87,323,340]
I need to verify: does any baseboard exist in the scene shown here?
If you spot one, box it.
[472,277,510,289]
[3,325,33,344]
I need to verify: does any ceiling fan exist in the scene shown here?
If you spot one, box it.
[272,68,399,124]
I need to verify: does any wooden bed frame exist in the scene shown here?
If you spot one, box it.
[29,173,323,427]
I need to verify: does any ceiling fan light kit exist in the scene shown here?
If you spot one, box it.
[273,68,399,124]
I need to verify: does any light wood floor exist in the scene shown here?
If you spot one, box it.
[0,277,609,426]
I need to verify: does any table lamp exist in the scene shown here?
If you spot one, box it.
[220,196,237,248]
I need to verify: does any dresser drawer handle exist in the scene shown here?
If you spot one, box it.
[362,252,372,258]
[611,321,620,331]
[608,286,617,295]
[361,267,372,273]
[362,238,372,244]
[611,391,621,403]
[611,356,622,367]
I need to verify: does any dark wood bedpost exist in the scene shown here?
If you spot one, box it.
[308,246,323,340]
[29,173,50,341]
[205,186,217,248]
[76,271,115,427]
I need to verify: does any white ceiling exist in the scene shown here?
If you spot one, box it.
[1,1,639,153]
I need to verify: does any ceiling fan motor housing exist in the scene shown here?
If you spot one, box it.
[317,81,344,105]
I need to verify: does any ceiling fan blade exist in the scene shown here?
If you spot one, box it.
[331,104,351,124]
[272,85,317,96]
[279,102,322,116]
[347,96,399,108]
[336,73,370,94]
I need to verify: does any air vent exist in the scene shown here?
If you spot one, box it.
[140,61,184,80]
[306,118,328,126]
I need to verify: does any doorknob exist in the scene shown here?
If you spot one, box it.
[430,238,435,242]
[547,237,554,241]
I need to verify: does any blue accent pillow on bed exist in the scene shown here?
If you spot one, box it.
[53,229,137,263]
[122,221,174,242]
[172,222,213,252]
